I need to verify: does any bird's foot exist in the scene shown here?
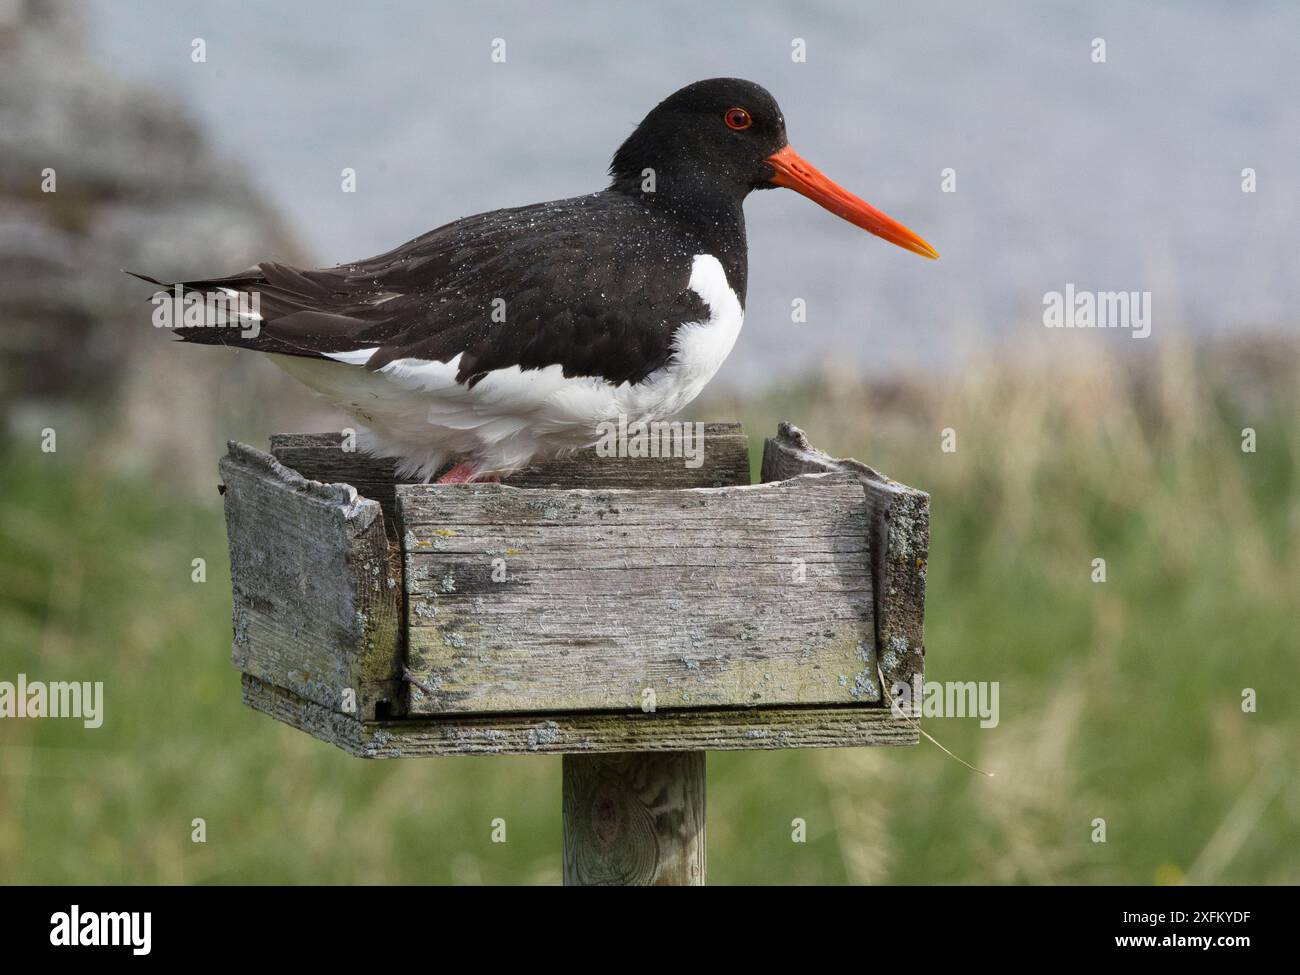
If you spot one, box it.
[435,462,503,484]
[436,461,479,484]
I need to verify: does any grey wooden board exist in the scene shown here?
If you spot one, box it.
[270,423,750,541]
[563,752,705,885]
[220,442,402,721]
[505,420,750,490]
[761,422,929,696]
[397,473,880,715]
[242,675,918,757]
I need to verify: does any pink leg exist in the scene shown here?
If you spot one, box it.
[435,462,503,484]
[436,460,478,484]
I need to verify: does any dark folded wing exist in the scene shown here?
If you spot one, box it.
[139,192,712,387]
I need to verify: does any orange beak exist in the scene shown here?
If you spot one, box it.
[766,145,938,260]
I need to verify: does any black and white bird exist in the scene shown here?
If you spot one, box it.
[134,78,937,482]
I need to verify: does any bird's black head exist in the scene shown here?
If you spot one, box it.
[610,77,938,260]
[610,78,788,201]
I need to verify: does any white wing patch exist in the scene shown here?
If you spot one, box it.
[323,346,380,366]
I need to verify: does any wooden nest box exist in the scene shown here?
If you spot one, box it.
[220,421,929,884]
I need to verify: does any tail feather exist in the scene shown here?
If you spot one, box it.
[123,269,168,287]
[124,264,364,359]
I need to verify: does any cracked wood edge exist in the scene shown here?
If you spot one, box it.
[221,441,402,720]
[760,422,929,696]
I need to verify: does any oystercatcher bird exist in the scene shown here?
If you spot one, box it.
[134,78,937,482]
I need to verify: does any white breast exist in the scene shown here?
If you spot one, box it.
[612,253,744,420]
[274,252,743,479]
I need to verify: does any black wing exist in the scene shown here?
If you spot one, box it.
[136,191,715,387]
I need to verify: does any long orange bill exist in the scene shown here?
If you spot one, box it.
[766,145,938,260]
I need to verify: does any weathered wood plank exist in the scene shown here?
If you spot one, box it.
[269,423,750,540]
[563,752,705,886]
[220,442,403,720]
[268,432,408,541]
[397,473,879,715]
[761,422,929,697]
[506,421,749,490]
[242,675,918,757]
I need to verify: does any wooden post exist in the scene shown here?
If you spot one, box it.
[562,752,706,886]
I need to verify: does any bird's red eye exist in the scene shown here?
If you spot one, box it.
[724,107,752,131]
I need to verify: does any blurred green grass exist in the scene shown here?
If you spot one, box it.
[1,337,1297,884]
